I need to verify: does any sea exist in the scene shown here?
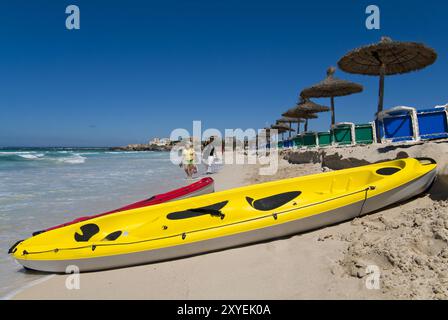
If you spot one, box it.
[0,147,206,298]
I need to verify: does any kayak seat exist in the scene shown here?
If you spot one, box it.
[246,191,301,211]
[167,201,228,220]
[376,167,401,175]
[102,231,122,241]
[74,224,100,242]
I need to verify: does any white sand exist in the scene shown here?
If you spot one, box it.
[11,142,448,299]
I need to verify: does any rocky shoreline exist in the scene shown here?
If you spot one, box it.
[109,143,172,152]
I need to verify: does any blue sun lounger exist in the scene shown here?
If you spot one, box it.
[376,106,419,143]
[416,105,448,140]
[283,139,293,148]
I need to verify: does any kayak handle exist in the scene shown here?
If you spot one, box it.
[32,230,45,236]
[415,157,437,165]
[8,240,24,254]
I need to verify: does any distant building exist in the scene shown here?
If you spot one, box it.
[149,137,170,146]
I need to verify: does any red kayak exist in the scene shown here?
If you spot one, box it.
[32,177,214,236]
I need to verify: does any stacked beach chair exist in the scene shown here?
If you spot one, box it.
[302,132,319,148]
[416,104,448,140]
[292,135,303,148]
[274,104,447,150]
[376,106,420,143]
[354,122,376,144]
[287,132,319,149]
[331,122,355,146]
[317,131,332,147]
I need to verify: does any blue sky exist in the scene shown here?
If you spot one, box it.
[0,0,446,147]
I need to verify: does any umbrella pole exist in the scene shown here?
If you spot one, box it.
[330,96,335,126]
[376,64,386,143]
[288,122,292,138]
[378,65,385,113]
[305,119,308,132]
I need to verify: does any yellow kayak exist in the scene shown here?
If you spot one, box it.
[9,158,436,273]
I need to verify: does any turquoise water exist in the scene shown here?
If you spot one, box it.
[0,148,199,298]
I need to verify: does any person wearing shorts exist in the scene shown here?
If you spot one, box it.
[182,142,196,179]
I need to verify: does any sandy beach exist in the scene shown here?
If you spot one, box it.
[3,0,448,304]
[9,140,448,300]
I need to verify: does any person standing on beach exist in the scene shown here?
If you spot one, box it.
[203,137,216,174]
[182,142,196,179]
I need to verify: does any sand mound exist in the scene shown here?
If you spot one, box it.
[281,141,448,299]
[340,199,448,299]
[244,158,323,184]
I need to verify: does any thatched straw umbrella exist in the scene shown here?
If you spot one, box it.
[296,98,330,113]
[282,107,318,132]
[274,121,296,131]
[338,36,437,116]
[300,67,363,127]
[276,117,303,138]
[284,98,329,132]
[271,123,295,141]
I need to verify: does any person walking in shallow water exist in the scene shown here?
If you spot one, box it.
[182,141,196,179]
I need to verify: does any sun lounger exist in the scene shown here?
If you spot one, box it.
[416,105,448,140]
[332,122,355,146]
[292,135,303,148]
[354,122,376,144]
[288,139,294,148]
[302,132,318,148]
[317,131,332,147]
[376,106,419,143]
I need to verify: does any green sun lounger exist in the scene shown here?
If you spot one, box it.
[354,122,376,144]
[302,132,318,148]
[292,135,303,148]
[332,122,355,146]
[317,131,332,147]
